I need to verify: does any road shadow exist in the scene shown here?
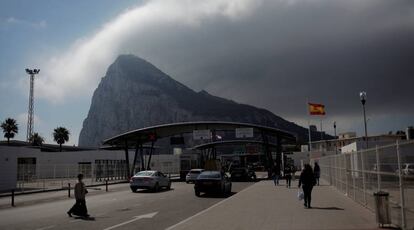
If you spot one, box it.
[198,191,237,199]
[74,216,95,221]
[134,188,175,193]
[310,206,344,210]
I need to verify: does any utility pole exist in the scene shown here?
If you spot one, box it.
[334,121,337,155]
[25,68,40,141]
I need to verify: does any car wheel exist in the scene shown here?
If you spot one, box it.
[186,181,189,184]
[195,190,200,197]
[153,183,160,192]
[131,187,137,193]
[167,182,171,190]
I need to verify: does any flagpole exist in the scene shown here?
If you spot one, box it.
[307,100,312,152]
[320,119,323,140]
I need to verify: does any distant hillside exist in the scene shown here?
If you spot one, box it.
[79,55,326,147]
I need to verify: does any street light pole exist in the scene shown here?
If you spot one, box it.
[359,91,368,205]
[334,121,337,155]
[360,91,368,149]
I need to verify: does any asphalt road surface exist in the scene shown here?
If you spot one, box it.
[0,182,253,230]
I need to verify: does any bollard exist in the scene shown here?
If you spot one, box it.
[106,180,108,192]
[68,183,71,198]
[11,189,15,207]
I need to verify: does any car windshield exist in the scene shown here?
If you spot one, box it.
[190,170,202,174]
[199,171,221,179]
[134,171,154,176]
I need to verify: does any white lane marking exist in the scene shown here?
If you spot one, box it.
[165,182,258,230]
[35,225,55,230]
[103,212,158,230]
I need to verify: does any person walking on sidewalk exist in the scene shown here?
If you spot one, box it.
[285,166,292,188]
[298,164,316,208]
[272,166,280,186]
[314,162,321,186]
[67,174,89,218]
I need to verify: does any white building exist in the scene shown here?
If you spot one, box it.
[0,141,180,192]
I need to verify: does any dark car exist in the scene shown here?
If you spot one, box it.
[230,167,256,181]
[194,171,232,197]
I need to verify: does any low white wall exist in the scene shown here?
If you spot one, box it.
[0,145,181,191]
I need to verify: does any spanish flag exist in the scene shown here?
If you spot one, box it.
[308,103,326,115]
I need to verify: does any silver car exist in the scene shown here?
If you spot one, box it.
[130,170,171,192]
[186,169,204,183]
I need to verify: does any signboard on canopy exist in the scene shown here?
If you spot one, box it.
[193,129,211,140]
[235,128,254,138]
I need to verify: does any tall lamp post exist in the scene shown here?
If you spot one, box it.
[25,68,40,141]
[359,91,368,149]
[333,121,337,155]
[359,91,368,205]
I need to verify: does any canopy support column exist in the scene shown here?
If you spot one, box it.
[147,141,155,170]
[261,131,273,178]
[139,143,145,170]
[124,139,131,179]
[131,140,139,176]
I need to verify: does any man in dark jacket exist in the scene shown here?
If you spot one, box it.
[67,174,89,218]
[298,164,316,208]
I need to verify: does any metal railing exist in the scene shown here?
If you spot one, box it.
[318,140,414,229]
[12,161,181,194]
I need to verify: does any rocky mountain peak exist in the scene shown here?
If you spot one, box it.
[79,54,324,147]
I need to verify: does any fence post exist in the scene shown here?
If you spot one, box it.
[352,152,356,201]
[375,145,381,191]
[344,154,348,196]
[360,149,367,206]
[396,140,406,229]
[11,189,15,207]
[68,183,71,198]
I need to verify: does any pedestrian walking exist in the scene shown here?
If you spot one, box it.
[272,166,280,186]
[314,162,321,186]
[298,164,316,208]
[67,174,89,218]
[285,166,292,188]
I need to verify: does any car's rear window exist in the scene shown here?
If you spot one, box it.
[199,172,221,179]
[135,171,154,176]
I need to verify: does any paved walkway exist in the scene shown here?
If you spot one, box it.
[168,180,379,230]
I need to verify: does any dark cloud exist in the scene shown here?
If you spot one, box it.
[40,0,413,135]
[136,0,414,125]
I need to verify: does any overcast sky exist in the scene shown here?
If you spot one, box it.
[1,0,413,145]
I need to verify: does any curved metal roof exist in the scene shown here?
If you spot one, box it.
[192,140,280,150]
[102,121,296,147]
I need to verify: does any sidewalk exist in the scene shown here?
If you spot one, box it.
[0,183,128,209]
[168,180,379,230]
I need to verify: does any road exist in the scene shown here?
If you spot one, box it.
[0,182,253,230]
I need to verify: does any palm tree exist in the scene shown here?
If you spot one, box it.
[1,118,18,145]
[29,132,44,146]
[53,127,70,152]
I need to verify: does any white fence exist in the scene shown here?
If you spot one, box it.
[14,160,180,193]
[318,140,414,229]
